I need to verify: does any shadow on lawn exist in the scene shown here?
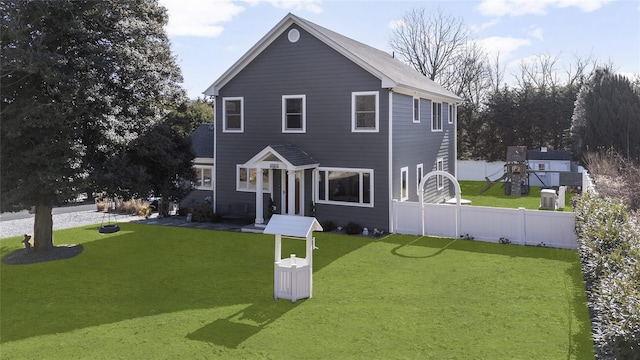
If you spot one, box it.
[385,235,578,263]
[0,224,370,347]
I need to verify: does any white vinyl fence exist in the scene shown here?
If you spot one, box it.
[392,200,578,249]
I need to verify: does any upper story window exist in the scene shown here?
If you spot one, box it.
[413,97,420,123]
[282,95,306,133]
[352,91,379,132]
[448,103,455,124]
[432,102,442,132]
[223,97,243,133]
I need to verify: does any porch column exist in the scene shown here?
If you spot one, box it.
[287,170,296,215]
[255,167,264,224]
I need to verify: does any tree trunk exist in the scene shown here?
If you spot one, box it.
[33,205,54,252]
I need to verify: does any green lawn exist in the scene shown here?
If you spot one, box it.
[1,224,593,359]
[459,180,574,210]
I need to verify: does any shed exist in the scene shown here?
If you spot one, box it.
[263,215,323,302]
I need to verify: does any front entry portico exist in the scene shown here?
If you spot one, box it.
[240,145,318,225]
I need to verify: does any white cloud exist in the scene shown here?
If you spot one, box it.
[248,0,323,14]
[477,0,613,17]
[529,26,544,40]
[160,0,244,37]
[160,0,323,38]
[476,36,532,61]
[470,18,501,33]
[387,19,405,30]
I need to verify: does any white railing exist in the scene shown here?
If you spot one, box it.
[392,200,578,249]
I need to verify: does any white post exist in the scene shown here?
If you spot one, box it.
[256,167,264,224]
[274,234,281,262]
[287,170,296,215]
[519,207,526,245]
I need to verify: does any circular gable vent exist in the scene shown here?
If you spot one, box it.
[288,29,300,43]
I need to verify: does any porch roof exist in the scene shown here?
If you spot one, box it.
[242,144,319,170]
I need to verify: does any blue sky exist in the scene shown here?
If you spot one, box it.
[159,0,640,99]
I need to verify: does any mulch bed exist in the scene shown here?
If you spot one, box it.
[2,245,84,265]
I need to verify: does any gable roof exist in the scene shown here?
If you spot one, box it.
[190,123,215,158]
[242,144,318,170]
[204,13,461,102]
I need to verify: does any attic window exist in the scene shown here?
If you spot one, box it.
[288,29,300,43]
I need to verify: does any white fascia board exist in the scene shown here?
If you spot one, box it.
[391,84,462,104]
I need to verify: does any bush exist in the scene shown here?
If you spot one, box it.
[320,220,336,232]
[573,192,640,359]
[345,222,363,235]
[191,204,213,223]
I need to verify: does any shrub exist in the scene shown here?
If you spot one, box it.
[320,220,336,232]
[191,204,213,223]
[573,191,640,359]
[345,222,363,235]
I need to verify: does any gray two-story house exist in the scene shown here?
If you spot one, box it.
[203,13,460,232]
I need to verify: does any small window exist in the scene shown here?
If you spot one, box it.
[448,103,455,124]
[432,102,442,131]
[436,158,444,190]
[352,91,379,132]
[282,95,306,133]
[223,97,243,132]
[194,166,213,190]
[400,167,409,201]
[316,167,373,207]
[538,163,546,171]
[416,163,423,196]
[413,97,420,123]
[237,166,271,193]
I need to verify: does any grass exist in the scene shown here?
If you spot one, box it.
[459,180,574,210]
[1,223,593,359]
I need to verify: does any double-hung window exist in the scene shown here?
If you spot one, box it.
[400,167,409,201]
[436,158,444,190]
[223,97,243,132]
[352,91,379,132]
[282,95,306,133]
[413,97,420,123]
[448,103,455,124]
[316,167,373,207]
[432,102,442,131]
[237,166,271,193]
[416,163,424,196]
[194,166,213,190]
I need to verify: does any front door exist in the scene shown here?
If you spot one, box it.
[282,170,304,215]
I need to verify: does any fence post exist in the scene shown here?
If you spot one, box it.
[519,207,526,245]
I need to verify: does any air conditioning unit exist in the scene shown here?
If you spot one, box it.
[540,189,557,210]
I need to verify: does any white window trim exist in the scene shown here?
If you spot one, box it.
[448,103,455,124]
[351,91,379,133]
[400,166,409,201]
[223,97,244,133]
[282,94,306,133]
[194,165,214,190]
[236,165,272,193]
[416,163,423,196]
[413,97,420,123]
[436,158,444,190]
[315,167,374,208]
[431,101,443,132]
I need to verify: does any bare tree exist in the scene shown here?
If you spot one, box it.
[389,7,493,105]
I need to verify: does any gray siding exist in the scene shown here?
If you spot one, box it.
[391,93,455,204]
[215,25,390,231]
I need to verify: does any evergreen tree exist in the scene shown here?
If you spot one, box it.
[1,0,186,251]
[571,69,640,163]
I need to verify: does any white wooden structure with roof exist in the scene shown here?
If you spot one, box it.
[263,215,323,303]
